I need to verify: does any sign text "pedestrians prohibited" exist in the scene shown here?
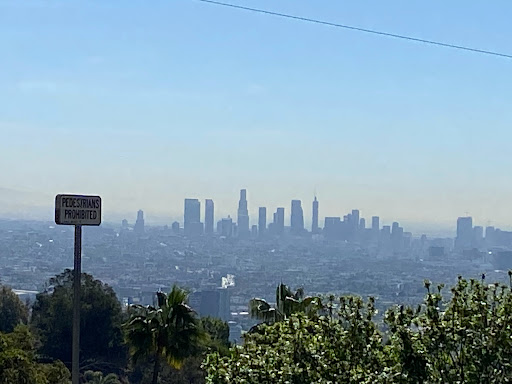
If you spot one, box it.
[55,194,102,226]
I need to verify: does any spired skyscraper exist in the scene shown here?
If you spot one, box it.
[184,198,202,236]
[312,196,319,234]
[134,209,145,234]
[237,189,250,237]
[290,200,304,234]
[205,199,214,235]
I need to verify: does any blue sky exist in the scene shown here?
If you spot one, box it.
[1,0,511,233]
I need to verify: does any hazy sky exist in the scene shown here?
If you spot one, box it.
[1,0,512,232]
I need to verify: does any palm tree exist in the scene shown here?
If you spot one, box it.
[83,371,121,384]
[124,285,202,384]
[249,283,322,324]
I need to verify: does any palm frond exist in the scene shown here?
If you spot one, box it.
[294,287,305,300]
[249,298,272,318]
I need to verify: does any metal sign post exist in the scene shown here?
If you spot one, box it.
[55,194,101,384]
[72,225,82,384]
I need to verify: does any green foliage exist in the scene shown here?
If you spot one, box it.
[38,360,71,384]
[206,296,384,384]
[129,356,206,384]
[125,297,230,384]
[124,285,203,384]
[0,285,28,333]
[30,269,126,372]
[206,276,512,384]
[200,317,230,355]
[385,277,512,383]
[0,325,70,384]
[83,370,121,384]
[249,283,322,324]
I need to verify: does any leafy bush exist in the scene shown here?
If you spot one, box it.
[205,276,512,384]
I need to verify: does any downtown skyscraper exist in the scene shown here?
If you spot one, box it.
[291,200,304,234]
[456,216,473,249]
[237,189,250,237]
[134,209,145,234]
[184,198,202,236]
[312,196,319,234]
[258,207,267,236]
[205,199,214,235]
[273,207,285,235]
[372,216,380,232]
[351,210,360,230]
[371,216,380,242]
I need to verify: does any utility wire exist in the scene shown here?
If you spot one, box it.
[195,0,512,60]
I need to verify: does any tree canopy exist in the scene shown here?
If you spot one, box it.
[200,317,230,354]
[205,276,512,384]
[0,325,70,384]
[30,269,126,373]
[0,285,28,333]
[124,285,203,384]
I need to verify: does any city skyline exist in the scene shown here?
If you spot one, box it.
[0,185,510,236]
[2,1,512,231]
[2,2,512,380]
[125,196,510,257]
[107,190,509,240]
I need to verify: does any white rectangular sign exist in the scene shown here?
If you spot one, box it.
[55,194,101,226]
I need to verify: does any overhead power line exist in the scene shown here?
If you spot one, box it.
[195,0,512,60]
